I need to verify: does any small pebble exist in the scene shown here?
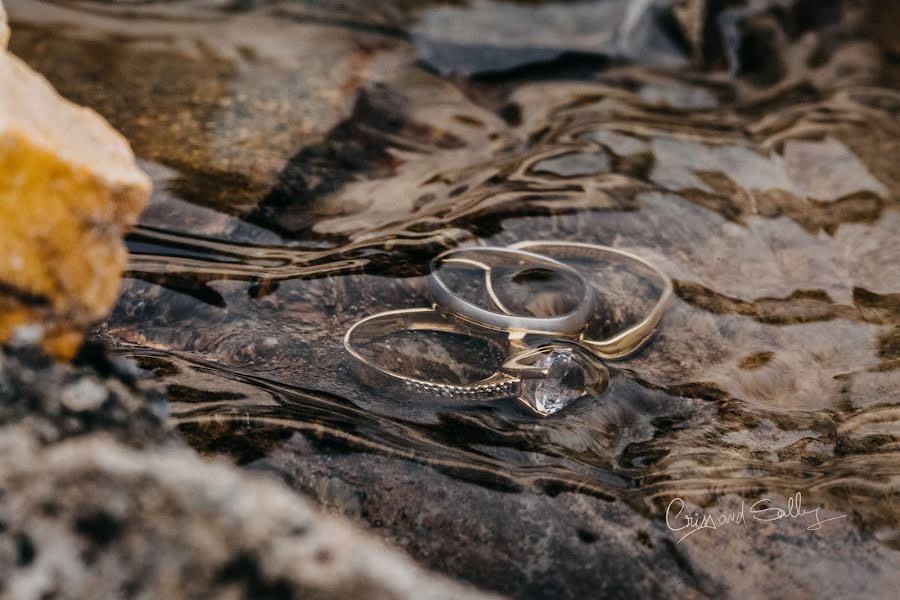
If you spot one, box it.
[60,378,108,412]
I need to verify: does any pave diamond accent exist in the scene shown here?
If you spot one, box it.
[517,350,586,415]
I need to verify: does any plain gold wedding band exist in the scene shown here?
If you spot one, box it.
[509,241,673,360]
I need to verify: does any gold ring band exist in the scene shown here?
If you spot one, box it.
[510,241,673,359]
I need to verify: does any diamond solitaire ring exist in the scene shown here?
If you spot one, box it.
[343,308,609,416]
[426,247,595,336]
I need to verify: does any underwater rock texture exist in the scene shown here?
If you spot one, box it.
[0,343,494,599]
[411,0,687,75]
[0,30,150,359]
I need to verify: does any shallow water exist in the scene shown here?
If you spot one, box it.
[8,0,900,596]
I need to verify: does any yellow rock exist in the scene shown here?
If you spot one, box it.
[0,48,150,359]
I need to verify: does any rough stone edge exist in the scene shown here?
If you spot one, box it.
[0,49,151,216]
[0,2,149,217]
[0,431,499,599]
[0,344,499,598]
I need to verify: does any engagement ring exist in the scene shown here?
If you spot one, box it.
[343,308,609,415]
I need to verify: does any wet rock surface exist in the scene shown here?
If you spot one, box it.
[252,434,900,599]
[0,343,494,599]
[411,0,687,75]
[6,0,899,598]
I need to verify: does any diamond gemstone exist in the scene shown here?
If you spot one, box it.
[518,350,586,415]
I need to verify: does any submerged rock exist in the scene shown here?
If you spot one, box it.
[0,343,493,599]
[412,0,687,75]
[0,41,150,359]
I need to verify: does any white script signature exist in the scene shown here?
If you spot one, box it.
[665,493,847,544]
